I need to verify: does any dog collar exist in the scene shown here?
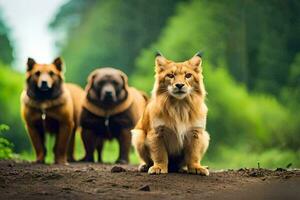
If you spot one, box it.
[21,86,68,111]
[83,87,134,117]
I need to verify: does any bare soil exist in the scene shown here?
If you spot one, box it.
[0,160,299,200]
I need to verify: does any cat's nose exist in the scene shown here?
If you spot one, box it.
[175,83,184,89]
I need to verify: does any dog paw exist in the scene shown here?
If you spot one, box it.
[55,159,69,165]
[78,157,94,163]
[148,165,168,175]
[138,164,150,172]
[55,162,69,165]
[33,160,45,164]
[188,165,209,176]
[67,158,76,163]
[178,166,188,173]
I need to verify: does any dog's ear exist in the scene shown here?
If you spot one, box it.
[53,57,63,71]
[119,71,129,89]
[85,70,97,92]
[27,57,36,71]
[155,51,168,71]
[188,52,202,71]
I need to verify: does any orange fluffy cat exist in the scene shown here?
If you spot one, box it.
[132,52,209,175]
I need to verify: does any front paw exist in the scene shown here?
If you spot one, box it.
[138,164,150,172]
[79,156,94,163]
[67,157,76,163]
[33,159,45,164]
[55,158,69,165]
[148,165,168,175]
[188,165,209,176]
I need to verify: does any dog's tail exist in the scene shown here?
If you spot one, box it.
[131,124,146,149]
[131,117,146,152]
[131,128,148,165]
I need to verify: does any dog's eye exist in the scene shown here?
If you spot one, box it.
[185,73,192,79]
[35,71,41,76]
[49,71,55,76]
[166,74,175,79]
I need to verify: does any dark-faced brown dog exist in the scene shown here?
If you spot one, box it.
[21,57,85,164]
[80,67,147,164]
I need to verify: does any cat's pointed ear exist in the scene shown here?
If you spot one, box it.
[189,52,203,71]
[27,57,36,71]
[155,51,168,71]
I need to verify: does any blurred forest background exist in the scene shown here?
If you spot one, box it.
[0,0,300,168]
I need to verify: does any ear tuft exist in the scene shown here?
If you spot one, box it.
[155,52,168,71]
[155,51,162,57]
[53,57,63,71]
[27,57,36,71]
[189,53,202,70]
[195,51,203,58]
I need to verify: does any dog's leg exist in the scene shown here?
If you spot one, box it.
[80,129,97,162]
[54,122,74,164]
[116,129,131,164]
[67,128,76,162]
[184,129,210,176]
[96,136,104,163]
[147,128,168,174]
[26,123,46,164]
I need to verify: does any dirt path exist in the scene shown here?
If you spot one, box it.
[0,160,299,200]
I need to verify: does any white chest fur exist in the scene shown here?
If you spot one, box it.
[152,117,206,155]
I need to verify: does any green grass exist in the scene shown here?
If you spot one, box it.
[203,146,300,170]
[19,132,299,170]
[19,133,139,164]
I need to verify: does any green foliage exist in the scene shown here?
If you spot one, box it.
[134,0,300,97]
[131,0,299,153]
[0,124,14,159]
[281,53,300,106]
[204,146,300,169]
[50,0,186,86]
[0,8,14,65]
[0,65,29,152]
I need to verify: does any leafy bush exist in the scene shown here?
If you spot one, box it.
[0,65,29,152]
[0,124,13,159]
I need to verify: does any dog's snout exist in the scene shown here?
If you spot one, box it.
[39,80,50,91]
[105,91,113,96]
[41,81,48,87]
[175,83,184,89]
[101,83,117,102]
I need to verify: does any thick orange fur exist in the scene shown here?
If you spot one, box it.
[21,58,85,164]
[132,53,210,175]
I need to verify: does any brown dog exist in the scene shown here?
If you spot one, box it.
[80,67,147,164]
[132,52,210,175]
[21,57,85,164]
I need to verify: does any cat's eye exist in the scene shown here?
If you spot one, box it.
[185,73,192,79]
[167,74,175,78]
